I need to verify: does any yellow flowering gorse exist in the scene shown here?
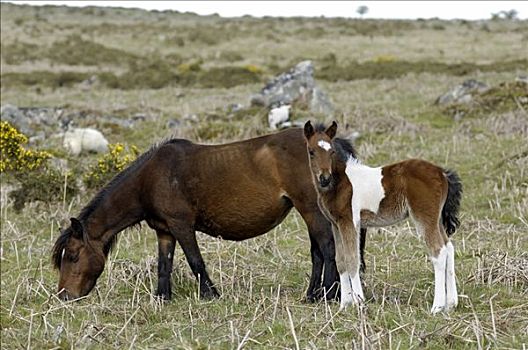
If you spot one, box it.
[84,143,138,189]
[0,121,51,173]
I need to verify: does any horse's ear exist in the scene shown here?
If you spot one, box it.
[70,218,84,240]
[325,121,337,139]
[304,121,314,140]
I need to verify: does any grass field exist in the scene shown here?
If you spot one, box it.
[1,3,527,349]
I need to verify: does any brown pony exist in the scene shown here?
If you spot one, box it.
[52,128,367,302]
[303,121,462,313]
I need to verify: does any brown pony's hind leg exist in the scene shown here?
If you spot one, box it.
[295,206,339,301]
[155,230,176,300]
[307,235,325,301]
[359,228,367,273]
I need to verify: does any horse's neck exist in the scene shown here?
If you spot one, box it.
[81,186,143,243]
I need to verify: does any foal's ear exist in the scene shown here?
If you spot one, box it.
[325,121,338,139]
[304,120,314,140]
[70,218,84,240]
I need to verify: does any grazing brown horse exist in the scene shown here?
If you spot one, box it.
[304,121,462,313]
[52,128,367,302]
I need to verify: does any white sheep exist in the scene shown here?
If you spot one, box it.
[63,128,109,156]
[268,105,291,130]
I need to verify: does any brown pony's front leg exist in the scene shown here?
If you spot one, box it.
[295,203,339,301]
[173,226,219,299]
[156,230,176,300]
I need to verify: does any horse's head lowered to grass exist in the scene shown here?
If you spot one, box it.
[53,218,106,300]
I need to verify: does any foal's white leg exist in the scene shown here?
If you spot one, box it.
[430,245,448,314]
[445,241,458,310]
[339,208,365,310]
[349,209,365,306]
[339,271,354,310]
[339,270,364,310]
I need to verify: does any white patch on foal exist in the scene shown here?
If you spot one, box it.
[345,157,385,215]
[317,140,332,151]
[431,244,448,313]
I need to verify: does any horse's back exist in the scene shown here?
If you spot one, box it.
[141,130,316,240]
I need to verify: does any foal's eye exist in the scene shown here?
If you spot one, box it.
[308,150,315,157]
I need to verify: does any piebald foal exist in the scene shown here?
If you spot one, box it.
[304,121,462,313]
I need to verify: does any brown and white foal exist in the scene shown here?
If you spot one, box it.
[303,121,462,313]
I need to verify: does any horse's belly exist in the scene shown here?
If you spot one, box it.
[195,195,293,241]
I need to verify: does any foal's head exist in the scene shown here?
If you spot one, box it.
[52,218,106,301]
[304,121,338,190]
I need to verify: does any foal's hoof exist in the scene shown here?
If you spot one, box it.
[430,305,445,314]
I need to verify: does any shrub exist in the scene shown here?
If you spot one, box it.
[198,66,261,88]
[9,167,78,211]
[47,35,139,66]
[0,121,78,210]
[0,121,51,173]
[83,143,139,189]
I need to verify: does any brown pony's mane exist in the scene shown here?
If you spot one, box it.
[313,122,358,163]
[52,138,190,269]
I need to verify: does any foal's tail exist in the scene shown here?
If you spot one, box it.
[442,169,463,236]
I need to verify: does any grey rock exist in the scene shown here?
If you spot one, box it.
[1,105,65,135]
[166,119,181,129]
[436,79,490,105]
[225,103,244,113]
[251,60,334,116]
[515,75,528,84]
[1,104,30,133]
[310,87,334,115]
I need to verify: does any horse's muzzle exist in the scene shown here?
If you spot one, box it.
[319,174,332,188]
[58,289,77,302]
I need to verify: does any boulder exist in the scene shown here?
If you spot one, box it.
[63,128,109,156]
[251,60,334,118]
[1,104,31,134]
[436,79,490,105]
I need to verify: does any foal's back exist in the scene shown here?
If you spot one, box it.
[349,158,448,227]
[140,129,316,240]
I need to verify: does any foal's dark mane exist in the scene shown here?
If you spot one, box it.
[313,123,358,163]
[52,138,184,269]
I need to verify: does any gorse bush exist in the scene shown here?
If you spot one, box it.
[10,167,79,211]
[0,121,51,173]
[0,121,79,210]
[84,143,139,189]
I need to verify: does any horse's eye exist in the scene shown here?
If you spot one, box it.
[309,150,315,157]
[67,252,79,263]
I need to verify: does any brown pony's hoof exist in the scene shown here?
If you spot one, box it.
[307,286,340,302]
[155,291,172,301]
[200,286,220,299]
[306,290,323,303]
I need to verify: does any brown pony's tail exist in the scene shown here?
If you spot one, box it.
[442,169,462,236]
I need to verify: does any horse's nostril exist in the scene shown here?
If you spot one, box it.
[58,289,71,301]
[319,174,331,187]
